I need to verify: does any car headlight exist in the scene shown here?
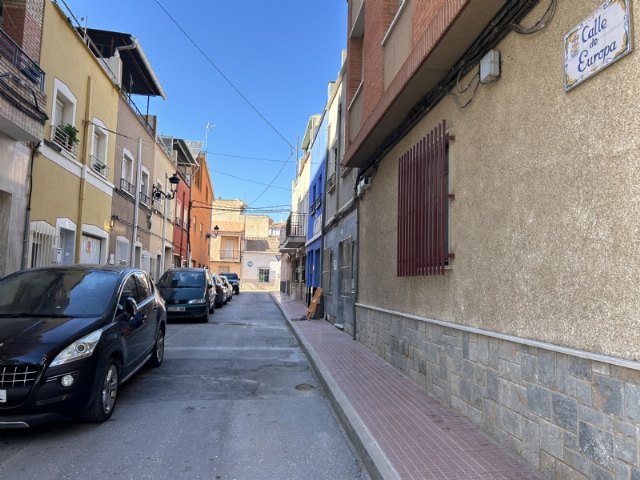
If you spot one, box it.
[188,298,207,304]
[50,329,103,367]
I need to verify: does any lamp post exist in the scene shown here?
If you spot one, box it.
[158,173,180,275]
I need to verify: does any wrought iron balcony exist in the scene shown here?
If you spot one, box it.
[139,191,151,207]
[0,27,45,91]
[120,178,135,197]
[279,213,306,252]
[51,125,79,158]
[90,155,109,179]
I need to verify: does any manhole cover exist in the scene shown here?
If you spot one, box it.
[295,383,316,391]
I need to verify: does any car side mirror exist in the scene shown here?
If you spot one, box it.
[125,297,138,316]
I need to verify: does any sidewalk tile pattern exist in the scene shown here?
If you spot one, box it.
[273,294,542,480]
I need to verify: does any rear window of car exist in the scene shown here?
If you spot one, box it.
[221,273,238,280]
[158,271,205,289]
[0,270,119,318]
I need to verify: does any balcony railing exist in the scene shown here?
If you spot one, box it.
[285,213,306,238]
[51,125,78,158]
[140,191,151,207]
[219,250,241,261]
[310,195,322,214]
[0,27,45,91]
[327,172,336,193]
[90,155,109,179]
[120,178,135,197]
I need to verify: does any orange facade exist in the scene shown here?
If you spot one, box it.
[189,153,214,268]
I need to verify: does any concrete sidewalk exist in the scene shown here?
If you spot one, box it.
[271,292,542,480]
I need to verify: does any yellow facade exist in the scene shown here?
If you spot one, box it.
[29,1,120,266]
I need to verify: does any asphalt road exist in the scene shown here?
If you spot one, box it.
[0,292,370,480]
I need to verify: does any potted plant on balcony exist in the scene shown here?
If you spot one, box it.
[58,123,79,150]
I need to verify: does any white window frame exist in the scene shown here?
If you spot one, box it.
[90,117,109,178]
[258,268,270,283]
[140,167,150,206]
[121,148,135,195]
[51,78,77,127]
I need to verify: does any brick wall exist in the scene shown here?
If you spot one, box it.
[2,0,45,62]
[345,0,463,161]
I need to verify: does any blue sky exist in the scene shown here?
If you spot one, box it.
[62,0,348,222]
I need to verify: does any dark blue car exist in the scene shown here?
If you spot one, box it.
[157,268,215,322]
[0,265,166,428]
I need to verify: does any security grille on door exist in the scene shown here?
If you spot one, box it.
[115,237,130,265]
[29,221,56,268]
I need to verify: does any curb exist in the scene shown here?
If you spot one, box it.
[270,293,401,480]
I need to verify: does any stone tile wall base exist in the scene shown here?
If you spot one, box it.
[356,306,640,480]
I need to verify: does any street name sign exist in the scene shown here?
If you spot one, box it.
[564,0,632,91]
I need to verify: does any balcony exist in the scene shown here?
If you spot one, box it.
[51,125,78,158]
[120,178,135,197]
[216,249,241,262]
[310,195,322,215]
[0,27,45,91]
[279,213,306,253]
[90,155,109,179]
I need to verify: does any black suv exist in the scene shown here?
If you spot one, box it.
[220,272,240,294]
[0,265,166,428]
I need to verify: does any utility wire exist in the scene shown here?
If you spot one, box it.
[210,169,290,190]
[249,149,295,206]
[153,0,295,151]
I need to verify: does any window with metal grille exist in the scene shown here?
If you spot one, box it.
[258,268,270,283]
[397,120,453,276]
[339,238,352,294]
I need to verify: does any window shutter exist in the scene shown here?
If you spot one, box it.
[398,120,452,276]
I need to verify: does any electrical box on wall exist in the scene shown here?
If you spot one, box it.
[480,50,500,83]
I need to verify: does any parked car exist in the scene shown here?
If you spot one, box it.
[0,265,166,428]
[220,272,240,294]
[157,268,215,322]
[220,275,233,303]
[210,273,225,308]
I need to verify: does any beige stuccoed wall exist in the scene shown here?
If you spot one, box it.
[359,0,640,360]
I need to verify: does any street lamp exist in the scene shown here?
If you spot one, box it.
[153,173,180,200]
[206,225,220,239]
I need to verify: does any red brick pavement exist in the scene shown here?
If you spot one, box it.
[272,292,542,480]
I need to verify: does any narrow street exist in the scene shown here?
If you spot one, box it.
[0,293,370,480]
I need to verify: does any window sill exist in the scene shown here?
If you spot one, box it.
[348,80,364,111]
[381,0,408,47]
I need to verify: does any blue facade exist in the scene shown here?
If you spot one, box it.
[306,115,327,289]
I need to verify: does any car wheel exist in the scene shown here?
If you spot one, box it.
[147,326,165,368]
[200,305,209,323]
[83,358,120,422]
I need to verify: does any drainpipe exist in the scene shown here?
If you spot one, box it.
[21,141,41,270]
[75,76,93,263]
[130,136,142,266]
[352,198,359,341]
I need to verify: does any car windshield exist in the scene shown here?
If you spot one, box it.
[221,273,238,281]
[0,270,119,318]
[158,271,204,289]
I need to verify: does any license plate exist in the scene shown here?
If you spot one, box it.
[168,306,185,312]
[0,389,6,403]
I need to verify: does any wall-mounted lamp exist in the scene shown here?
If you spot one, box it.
[153,173,180,200]
[110,214,118,229]
[206,225,220,239]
